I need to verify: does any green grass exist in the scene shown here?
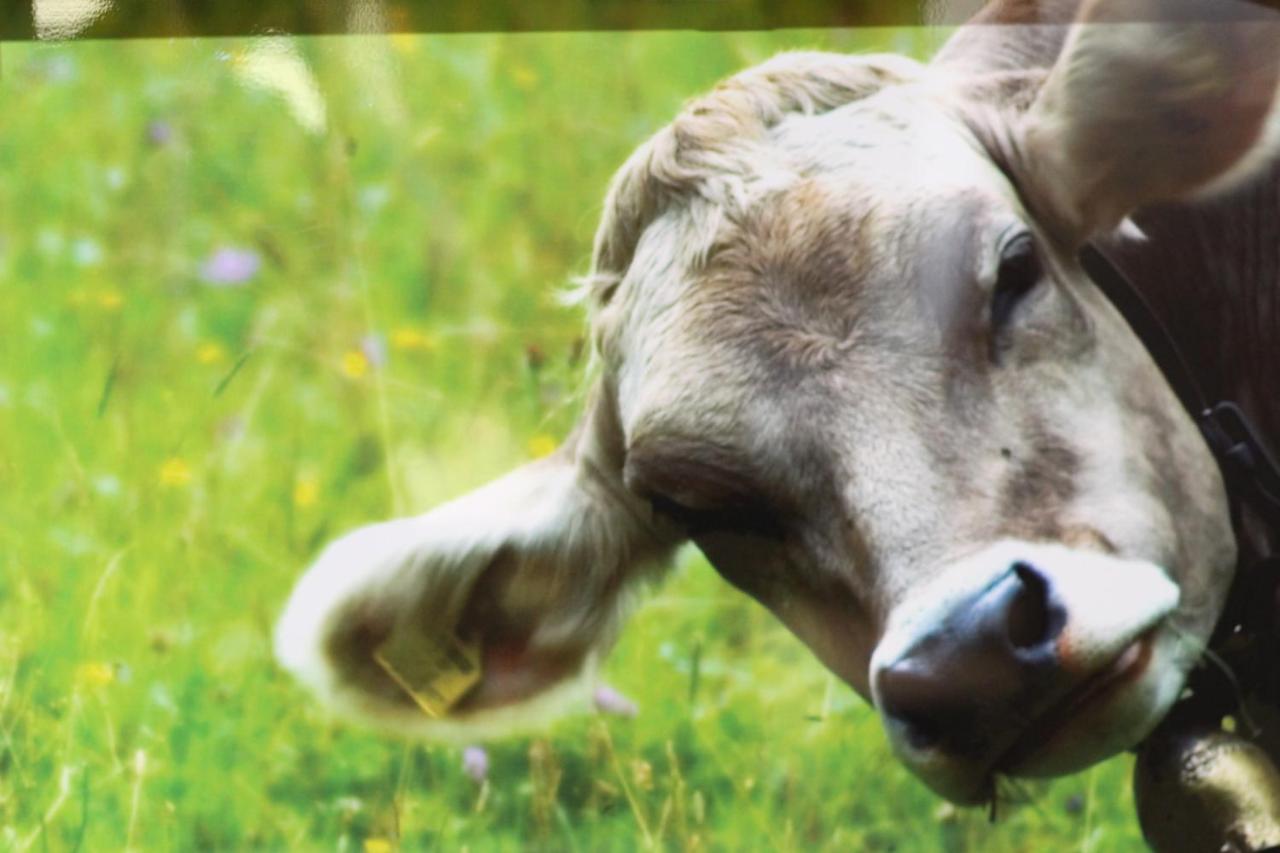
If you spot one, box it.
[0,31,1145,850]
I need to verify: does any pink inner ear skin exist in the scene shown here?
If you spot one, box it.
[451,638,581,714]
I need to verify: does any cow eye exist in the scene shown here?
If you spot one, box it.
[990,232,1042,334]
[646,491,785,540]
[625,440,788,539]
[648,493,720,533]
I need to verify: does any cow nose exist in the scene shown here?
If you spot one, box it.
[875,561,1066,753]
[870,541,1182,802]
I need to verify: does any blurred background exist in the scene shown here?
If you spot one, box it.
[1,0,987,39]
[2,21,1144,851]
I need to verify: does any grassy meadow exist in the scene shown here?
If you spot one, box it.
[1,29,1147,851]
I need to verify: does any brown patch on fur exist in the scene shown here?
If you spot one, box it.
[1000,427,1080,538]
[690,180,874,376]
[1059,525,1117,553]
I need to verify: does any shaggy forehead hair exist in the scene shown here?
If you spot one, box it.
[580,50,924,311]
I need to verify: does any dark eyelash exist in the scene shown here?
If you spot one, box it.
[648,493,785,540]
[648,493,707,528]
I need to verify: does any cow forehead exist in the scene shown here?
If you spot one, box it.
[614,92,1025,446]
[771,85,1006,196]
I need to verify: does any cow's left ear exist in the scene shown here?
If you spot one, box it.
[1018,0,1280,241]
[274,408,679,736]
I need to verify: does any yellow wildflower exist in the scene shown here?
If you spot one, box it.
[96,289,124,310]
[363,839,395,853]
[389,32,416,54]
[293,475,319,508]
[390,326,435,352]
[76,662,115,687]
[159,457,192,487]
[512,65,538,91]
[340,350,369,379]
[196,342,227,365]
[526,434,557,459]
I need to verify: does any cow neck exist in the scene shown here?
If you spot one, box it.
[1081,243,1280,732]
[1081,245,1280,530]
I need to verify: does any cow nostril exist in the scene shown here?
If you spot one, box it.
[899,712,943,751]
[1006,562,1053,650]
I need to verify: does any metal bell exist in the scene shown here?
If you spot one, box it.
[1135,725,1280,853]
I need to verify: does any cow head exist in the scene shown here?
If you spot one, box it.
[276,0,1280,804]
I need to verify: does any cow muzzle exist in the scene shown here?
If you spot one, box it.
[869,540,1184,804]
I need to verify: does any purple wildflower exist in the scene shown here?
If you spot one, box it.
[359,333,388,369]
[200,247,261,286]
[593,684,638,718]
[146,120,174,147]
[462,746,489,783]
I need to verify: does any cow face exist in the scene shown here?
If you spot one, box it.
[275,1,1279,804]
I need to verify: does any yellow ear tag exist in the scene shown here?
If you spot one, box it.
[374,626,482,718]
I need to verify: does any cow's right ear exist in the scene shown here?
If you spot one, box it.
[1018,0,1280,241]
[274,414,681,737]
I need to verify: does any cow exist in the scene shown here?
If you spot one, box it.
[275,0,1280,842]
